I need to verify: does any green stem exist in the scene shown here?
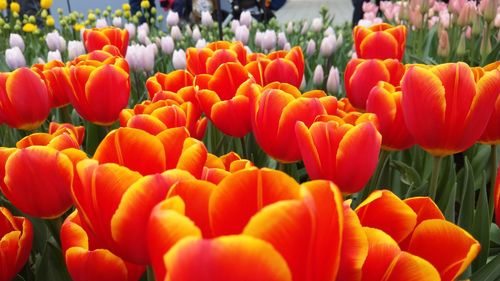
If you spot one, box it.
[278,162,287,173]
[147,266,155,281]
[489,144,497,218]
[240,136,247,160]
[429,156,444,201]
[45,217,63,246]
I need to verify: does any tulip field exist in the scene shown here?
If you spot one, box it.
[0,0,499,280]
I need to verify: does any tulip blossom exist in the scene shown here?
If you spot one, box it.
[146,70,194,99]
[296,114,381,194]
[402,62,500,156]
[5,47,26,70]
[68,41,86,60]
[160,36,175,55]
[476,62,500,144]
[201,11,213,26]
[356,190,481,281]
[366,81,415,150]
[192,26,201,41]
[326,66,340,95]
[173,49,187,69]
[244,180,344,281]
[201,152,254,184]
[353,23,406,60]
[0,207,33,281]
[9,33,24,51]
[344,58,405,110]
[313,65,324,86]
[166,11,179,26]
[306,39,316,56]
[61,210,145,281]
[16,122,84,150]
[83,27,129,56]
[197,64,257,137]
[186,41,247,75]
[64,56,130,125]
[46,30,67,51]
[239,10,252,27]
[252,85,337,162]
[0,67,50,130]
[47,50,62,62]
[0,146,74,218]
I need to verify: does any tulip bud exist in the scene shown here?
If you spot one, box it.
[324,26,335,36]
[495,12,500,28]
[235,25,250,45]
[195,39,207,49]
[255,31,263,48]
[439,10,450,29]
[306,39,316,56]
[112,17,123,27]
[480,0,497,23]
[125,22,136,38]
[201,11,213,27]
[456,31,466,57]
[472,15,481,36]
[9,33,24,51]
[95,18,108,28]
[286,21,294,34]
[261,30,276,51]
[300,75,306,90]
[301,20,309,34]
[172,49,186,69]
[326,66,340,95]
[239,10,252,27]
[138,29,150,45]
[320,35,335,57]
[311,17,323,32]
[160,35,174,54]
[5,47,26,69]
[46,30,66,51]
[283,42,291,51]
[171,25,183,40]
[313,65,324,86]
[47,50,62,62]
[185,25,192,37]
[466,26,472,39]
[480,28,492,60]
[192,25,201,41]
[277,32,287,49]
[231,19,240,32]
[437,29,450,58]
[68,40,86,60]
[166,11,179,26]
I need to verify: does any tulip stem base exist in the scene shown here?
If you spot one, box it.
[489,144,497,218]
[240,137,247,160]
[429,156,443,201]
[146,266,155,281]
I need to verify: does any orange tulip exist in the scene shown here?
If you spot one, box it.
[353,23,407,61]
[366,81,415,150]
[186,41,247,75]
[61,210,145,281]
[252,85,337,162]
[0,207,33,281]
[32,60,71,108]
[0,68,51,130]
[296,114,381,194]
[197,64,259,137]
[83,27,129,56]
[16,122,84,150]
[0,146,73,218]
[355,190,480,281]
[201,152,254,184]
[361,227,440,281]
[145,70,194,100]
[245,47,304,88]
[93,127,207,177]
[344,58,405,110]
[164,236,291,281]
[402,62,500,156]
[65,57,130,125]
[209,168,301,236]
[243,180,344,281]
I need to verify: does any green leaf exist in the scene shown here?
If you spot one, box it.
[470,254,500,281]
[457,158,475,232]
[35,240,71,281]
[390,160,422,188]
[471,174,490,271]
[444,182,457,222]
[490,223,500,246]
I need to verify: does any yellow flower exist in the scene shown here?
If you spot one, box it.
[88,13,96,21]
[40,0,52,9]
[122,3,131,11]
[73,23,84,32]
[46,15,55,26]
[22,23,37,33]
[140,0,150,9]
[10,2,20,13]
[0,0,7,10]
[115,9,123,16]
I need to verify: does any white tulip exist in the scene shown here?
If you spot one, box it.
[171,25,183,41]
[160,36,175,55]
[67,41,86,60]
[235,25,249,45]
[9,34,24,52]
[166,11,179,26]
[326,66,340,95]
[125,23,136,39]
[95,18,108,28]
[313,65,324,86]
[239,10,252,27]
[195,39,207,49]
[47,50,62,62]
[172,49,186,69]
[5,47,26,70]
[192,26,201,41]
[311,17,323,32]
[201,11,213,27]
[306,39,316,56]
[112,17,123,27]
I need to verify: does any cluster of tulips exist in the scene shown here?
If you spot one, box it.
[0,6,499,281]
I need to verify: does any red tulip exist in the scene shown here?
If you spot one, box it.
[0,67,51,130]
[477,62,500,144]
[186,41,247,75]
[296,113,381,194]
[61,210,144,281]
[32,60,71,108]
[83,27,129,56]
[202,152,254,184]
[402,62,500,156]
[163,236,291,281]
[0,146,73,218]
[252,85,336,162]
[16,122,84,150]
[366,81,415,150]
[145,70,194,100]
[0,207,33,281]
[344,58,405,110]
[353,23,407,60]
[65,58,130,125]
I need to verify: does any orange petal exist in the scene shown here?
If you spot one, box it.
[206,49,239,74]
[264,58,300,88]
[208,62,249,101]
[164,236,292,281]
[355,190,417,243]
[361,227,401,281]
[407,219,480,281]
[125,114,168,135]
[175,138,208,178]
[210,168,301,236]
